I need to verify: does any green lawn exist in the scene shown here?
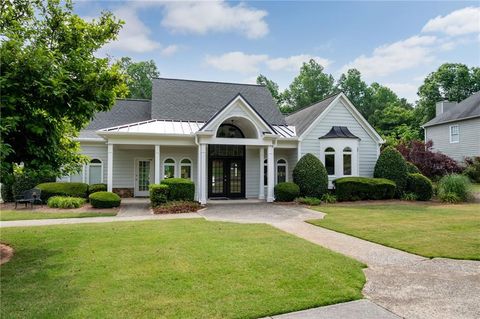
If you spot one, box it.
[472,183,480,193]
[309,203,480,260]
[1,219,365,319]
[0,210,117,221]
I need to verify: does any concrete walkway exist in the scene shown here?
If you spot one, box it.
[117,198,152,216]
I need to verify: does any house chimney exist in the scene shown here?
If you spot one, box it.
[435,101,457,116]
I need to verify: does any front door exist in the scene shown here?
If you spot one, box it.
[208,145,245,199]
[135,158,153,197]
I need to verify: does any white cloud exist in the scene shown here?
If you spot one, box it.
[384,82,419,103]
[422,7,480,36]
[266,54,331,71]
[161,1,268,39]
[341,35,437,78]
[160,44,179,56]
[205,52,268,74]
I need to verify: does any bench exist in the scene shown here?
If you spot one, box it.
[15,188,42,209]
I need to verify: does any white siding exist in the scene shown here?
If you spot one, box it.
[245,147,260,198]
[300,100,379,177]
[81,144,108,183]
[425,118,480,162]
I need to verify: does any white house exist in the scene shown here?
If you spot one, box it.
[69,78,384,204]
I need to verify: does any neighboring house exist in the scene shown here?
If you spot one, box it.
[68,78,384,204]
[422,92,480,162]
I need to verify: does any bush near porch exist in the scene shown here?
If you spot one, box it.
[293,153,328,198]
[274,182,300,202]
[36,182,89,201]
[160,178,195,201]
[150,184,169,206]
[334,177,396,201]
[89,191,121,208]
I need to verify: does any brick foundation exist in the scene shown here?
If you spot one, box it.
[113,188,134,198]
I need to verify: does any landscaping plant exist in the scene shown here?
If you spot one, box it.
[149,184,169,207]
[89,191,121,208]
[406,162,421,174]
[320,193,337,204]
[406,173,433,201]
[88,183,107,194]
[293,153,328,198]
[437,174,473,203]
[160,178,195,201]
[274,182,300,202]
[47,196,86,209]
[463,156,480,183]
[295,197,322,206]
[374,146,408,197]
[334,177,396,201]
[36,182,89,201]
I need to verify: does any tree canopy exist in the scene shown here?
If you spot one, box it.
[117,57,160,99]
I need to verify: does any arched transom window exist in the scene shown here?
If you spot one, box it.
[276,159,287,183]
[163,158,175,179]
[216,124,245,138]
[343,147,352,176]
[180,158,192,179]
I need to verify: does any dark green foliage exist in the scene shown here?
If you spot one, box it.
[47,196,86,209]
[334,177,396,201]
[149,184,169,207]
[295,197,322,206]
[89,191,121,208]
[406,173,433,201]
[274,182,300,202]
[374,147,408,197]
[116,57,159,99]
[438,174,473,203]
[1,181,13,202]
[293,153,328,198]
[36,182,89,201]
[463,157,480,183]
[320,193,337,204]
[160,178,195,201]
[406,162,421,174]
[88,183,107,194]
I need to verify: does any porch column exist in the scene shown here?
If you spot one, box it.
[107,143,113,192]
[258,147,265,199]
[199,143,208,205]
[267,145,274,202]
[154,145,161,184]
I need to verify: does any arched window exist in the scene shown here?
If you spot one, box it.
[88,159,103,184]
[180,158,192,179]
[276,159,287,183]
[343,147,352,176]
[216,124,245,138]
[324,147,335,176]
[264,159,268,186]
[163,158,175,179]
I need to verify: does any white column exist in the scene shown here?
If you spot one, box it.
[154,145,161,184]
[259,147,265,200]
[267,145,274,202]
[107,143,113,192]
[199,144,208,205]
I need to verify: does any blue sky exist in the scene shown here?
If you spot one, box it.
[75,1,480,102]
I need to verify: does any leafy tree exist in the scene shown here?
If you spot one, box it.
[336,69,371,118]
[284,59,336,111]
[117,57,160,99]
[256,74,288,111]
[0,0,127,193]
[415,63,480,125]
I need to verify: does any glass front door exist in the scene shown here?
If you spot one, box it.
[135,159,152,197]
[208,145,245,199]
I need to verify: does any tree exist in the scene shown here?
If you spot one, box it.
[256,74,286,110]
[284,59,336,111]
[0,0,127,191]
[336,69,371,118]
[117,57,160,99]
[415,63,480,125]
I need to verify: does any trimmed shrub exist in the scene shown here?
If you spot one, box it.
[88,183,107,194]
[89,191,121,208]
[150,184,169,207]
[295,197,322,206]
[36,182,89,201]
[293,153,328,198]
[334,177,396,201]
[321,193,337,204]
[47,196,86,209]
[274,182,300,202]
[374,147,408,197]
[152,201,201,214]
[402,193,418,201]
[438,174,473,203]
[463,156,480,183]
[160,178,195,201]
[406,162,421,174]
[406,173,433,201]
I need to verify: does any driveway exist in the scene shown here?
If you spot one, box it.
[200,203,480,319]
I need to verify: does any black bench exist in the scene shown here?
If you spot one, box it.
[15,188,42,209]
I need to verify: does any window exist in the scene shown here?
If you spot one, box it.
[88,159,103,184]
[264,159,268,186]
[163,158,175,179]
[450,125,459,143]
[277,159,287,183]
[216,124,244,138]
[343,147,352,176]
[180,158,192,179]
[324,147,335,176]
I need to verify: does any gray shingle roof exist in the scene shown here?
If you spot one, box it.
[423,92,480,127]
[151,78,286,125]
[285,93,341,135]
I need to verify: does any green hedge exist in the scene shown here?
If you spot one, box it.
[160,178,195,201]
[150,184,169,207]
[374,147,408,197]
[89,191,121,208]
[47,196,86,209]
[334,177,396,201]
[293,153,328,198]
[274,182,300,202]
[406,173,433,201]
[88,183,107,194]
[36,182,89,201]
[406,162,421,174]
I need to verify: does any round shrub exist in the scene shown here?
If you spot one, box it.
[150,184,169,207]
[36,182,89,201]
[160,178,195,201]
[89,191,121,208]
[374,147,408,197]
[406,173,433,201]
[438,174,473,203]
[47,196,86,209]
[274,182,300,202]
[406,162,421,174]
[293,153,328,198]
[88,183,107,194]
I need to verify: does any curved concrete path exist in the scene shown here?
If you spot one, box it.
[201,203,480,319]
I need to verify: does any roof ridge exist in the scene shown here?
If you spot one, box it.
[286,91,342,117]
[153,77,264,87]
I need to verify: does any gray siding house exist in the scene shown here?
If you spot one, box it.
[423,92,480,162]
[68,78,384,203]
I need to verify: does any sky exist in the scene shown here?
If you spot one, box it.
[75,1,480,103]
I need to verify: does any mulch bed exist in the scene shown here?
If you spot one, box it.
[152,201,202,214]
[0,244,14,265]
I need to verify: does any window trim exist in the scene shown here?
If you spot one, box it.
[449,125,459,143]
[86,159,103,184]
[276,158,288,184]
[179,157,193,180]
[342,147,352,176]
[324,147,336,176]
[163,158,176,179]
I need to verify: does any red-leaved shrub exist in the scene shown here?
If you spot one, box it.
[396,140,461,180]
